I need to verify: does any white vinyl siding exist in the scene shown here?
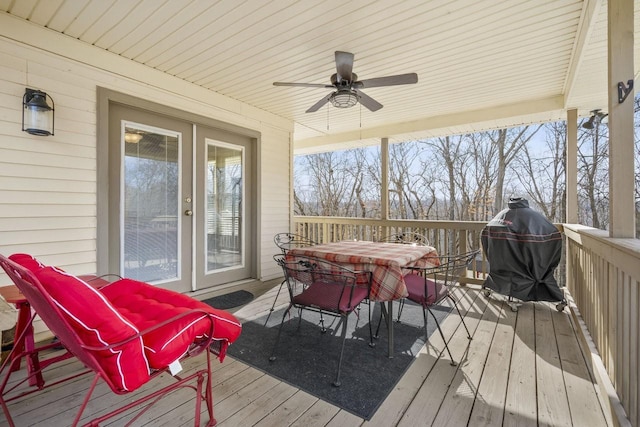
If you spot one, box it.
[0,35,293,286]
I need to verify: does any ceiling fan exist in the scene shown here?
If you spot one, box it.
[273,51,418,113]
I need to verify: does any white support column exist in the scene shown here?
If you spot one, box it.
[381,137,389,221]
[608,0,635,237]
[566,109,578,224]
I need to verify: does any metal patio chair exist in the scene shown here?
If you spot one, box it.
[265,233,318,324]
[394,249,479,365]
[270,254,372,387]
[0,253,242,427]
[378,231,430,246]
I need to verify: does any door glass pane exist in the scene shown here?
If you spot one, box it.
[206,141,243,272]
[122,122,181,283]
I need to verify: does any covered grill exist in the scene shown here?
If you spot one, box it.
[481,198,566,311]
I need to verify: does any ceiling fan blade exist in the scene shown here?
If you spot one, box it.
[335,51,354,82]
[273,82,333,88]
[354,73,418,89]
[306,93,333,113]
[356,90,383,112]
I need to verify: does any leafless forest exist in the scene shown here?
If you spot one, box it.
[294,98,640,234]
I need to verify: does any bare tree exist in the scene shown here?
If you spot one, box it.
[577,119,609,229]
[513,121,566,222]
[488,126,542,212]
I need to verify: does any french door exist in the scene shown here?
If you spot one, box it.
[108,103,253,293]
[195,126,254,288]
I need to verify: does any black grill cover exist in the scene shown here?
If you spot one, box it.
[481,198,564,302]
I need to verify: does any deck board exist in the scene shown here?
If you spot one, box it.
[468,301,514,427]
[504,302,538,427]
[535,304,573,427]
[0,281,612,426]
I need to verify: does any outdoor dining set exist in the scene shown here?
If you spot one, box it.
[267,231,479,387]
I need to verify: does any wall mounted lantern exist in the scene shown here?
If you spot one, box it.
[582,109,608,130]
[22,88,54,136]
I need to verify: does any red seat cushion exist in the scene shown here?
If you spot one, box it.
[101,279,242,367]
[293,281,368,313]
[9,255,150,393]
[403,273,449,306]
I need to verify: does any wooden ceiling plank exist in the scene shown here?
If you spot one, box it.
[54,0,110,37]
[108,0,195,54]
[29,0,64,26]
[161,1,309,76]
[93,0,173,50]
[134,0,246,66]
[563,0,604,106]
[79,0,138,44]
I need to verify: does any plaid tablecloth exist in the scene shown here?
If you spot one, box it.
[288,240,439,302]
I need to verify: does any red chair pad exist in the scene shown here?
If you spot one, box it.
[293,281,368,313]
[101,279,242,366]
[404,273,448,306]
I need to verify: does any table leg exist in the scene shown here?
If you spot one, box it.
[9,301,31,371]
[379,301,394,358]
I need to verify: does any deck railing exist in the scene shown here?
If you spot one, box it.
[564,224,639,426]
[293,216,489,285]
[293,217,637,425]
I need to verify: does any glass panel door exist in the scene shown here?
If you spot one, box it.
[195,126,254,289]
[108,102,193,294]
[121,122,181,284]
[206,141,244,272]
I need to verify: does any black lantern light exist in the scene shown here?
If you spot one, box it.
[582,109,608,130]
[22,88,54,136]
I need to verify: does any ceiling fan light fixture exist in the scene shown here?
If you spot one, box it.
[330,90,358,108]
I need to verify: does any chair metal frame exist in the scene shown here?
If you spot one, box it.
[270,254,373,387]
[265,233,318,324]
[0,255,217,427]
[378,231,430,246]
[395,249,479,366]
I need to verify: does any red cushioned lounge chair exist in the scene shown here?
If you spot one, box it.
[0,253,242,427]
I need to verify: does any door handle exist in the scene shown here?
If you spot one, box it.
[184,209,193,216]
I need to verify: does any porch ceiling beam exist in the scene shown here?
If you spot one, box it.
[295,95,564,153]
[563,0,603,108]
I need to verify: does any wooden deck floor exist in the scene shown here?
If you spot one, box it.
[1,280,612,427]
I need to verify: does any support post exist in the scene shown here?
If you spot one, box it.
[608,0,635,237]
[566,109,578,224]
[381,137,390,239]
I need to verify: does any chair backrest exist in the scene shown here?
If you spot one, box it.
[0,254,150,392]
[274,233,317,254]
[443,249,480,281]
[273,254,371,310]
[378,232,430,246]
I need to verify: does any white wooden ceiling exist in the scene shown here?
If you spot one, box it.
[0,0,636,153]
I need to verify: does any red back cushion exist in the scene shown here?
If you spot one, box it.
[8,253,44,273]
[101,279,242,367]
[9,255,150,392]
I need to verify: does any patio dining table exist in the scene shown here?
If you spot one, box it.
[287,239,439,357]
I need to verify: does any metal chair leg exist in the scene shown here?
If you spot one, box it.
[333,315,348,387]
[427,307,457,366]
[448,294,472,340]
[264,279,286,325]
[269,304,293,362]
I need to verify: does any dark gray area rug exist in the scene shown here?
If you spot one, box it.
[227,300,450,420]
[202,290,254,310]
